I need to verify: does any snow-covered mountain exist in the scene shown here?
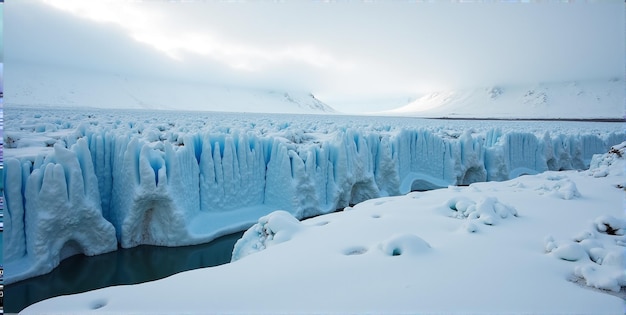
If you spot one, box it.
[5,63,336,114]
[383,79,625,119]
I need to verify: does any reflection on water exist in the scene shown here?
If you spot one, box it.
[5,231,244,313]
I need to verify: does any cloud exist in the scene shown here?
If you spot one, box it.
[42,0,348,72]
[5,1,625,112]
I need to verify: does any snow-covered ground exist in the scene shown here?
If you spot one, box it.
[382,79,625,119]
[3,106,624,286]
[20,142,626,314]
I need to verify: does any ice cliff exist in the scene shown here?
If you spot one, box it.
[3,108,624,283]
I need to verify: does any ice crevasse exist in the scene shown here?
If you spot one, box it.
[3,125,624,283]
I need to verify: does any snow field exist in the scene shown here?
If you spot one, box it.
[7,63,337,114]
[3,107,625,285]
[21,143,626,314]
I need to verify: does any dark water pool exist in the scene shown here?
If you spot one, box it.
[5,231,244,313]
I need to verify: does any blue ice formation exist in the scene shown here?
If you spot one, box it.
[3,125,624,283]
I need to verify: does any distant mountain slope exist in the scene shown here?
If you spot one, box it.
[6,63,336,114]
[383,79,624,119]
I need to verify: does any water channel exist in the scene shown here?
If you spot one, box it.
[5,231,244,313]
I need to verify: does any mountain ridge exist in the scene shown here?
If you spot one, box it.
[382,79,624,119]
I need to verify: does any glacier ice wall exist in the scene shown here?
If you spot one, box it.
[4,118,624,284]
[4,139,118,284]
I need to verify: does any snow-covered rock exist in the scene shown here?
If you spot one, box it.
[587,142,626,180]
[443,196,517,226]
[231,210,304,262]
[547,214,626,293]
[545,238,588,262]
[542,145,626,293]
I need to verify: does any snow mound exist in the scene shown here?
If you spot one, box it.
[587,141,626,182]
[546,215,626,293]
[534,177,581,200]
[592,215,626,238]
[443,196,517,226]
[231,210,304,262]
[505,173,583,200]
[378,234,431,256]
[573,264,626,294]
[544,238,587,262]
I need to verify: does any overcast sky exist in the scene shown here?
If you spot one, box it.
[5,0,625,113]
